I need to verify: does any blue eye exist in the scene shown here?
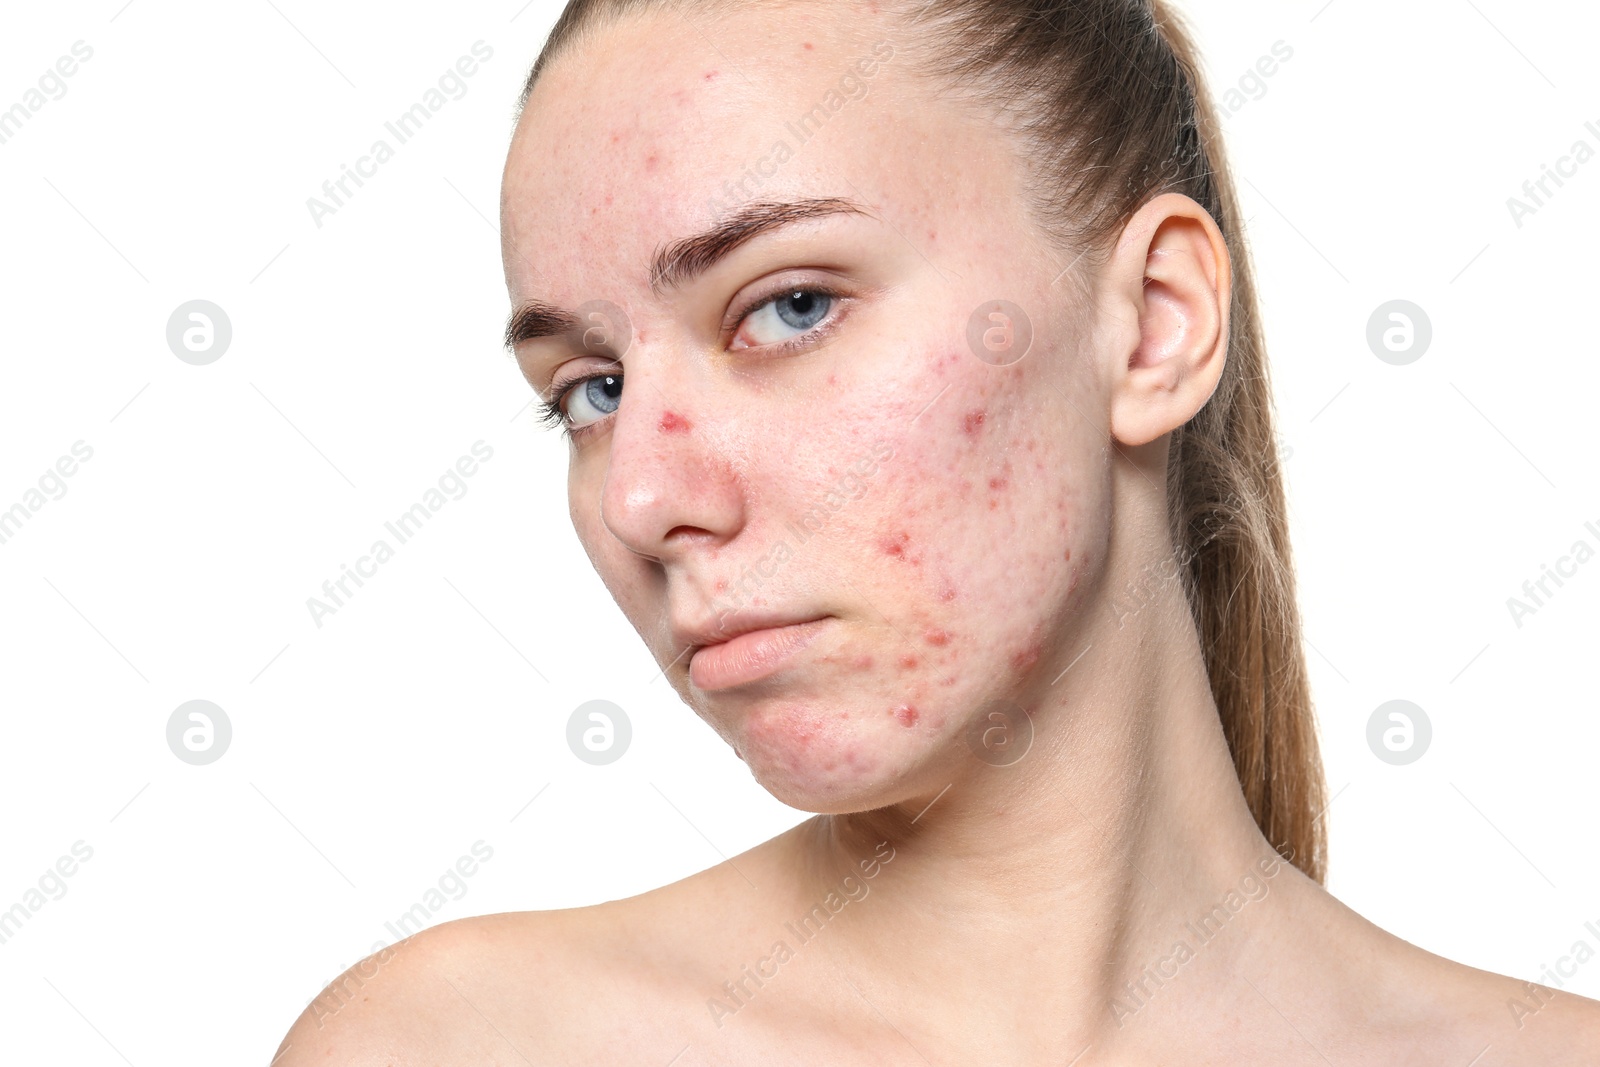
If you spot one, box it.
[541,371,622,439]
[733,288,837,349]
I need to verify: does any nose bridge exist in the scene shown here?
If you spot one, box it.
[597,352,744,559]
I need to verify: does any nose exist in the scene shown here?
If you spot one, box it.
[596,357,748,564]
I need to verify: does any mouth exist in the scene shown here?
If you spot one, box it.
[688,618,832,691]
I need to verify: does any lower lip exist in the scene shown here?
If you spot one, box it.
[689,619,830,691]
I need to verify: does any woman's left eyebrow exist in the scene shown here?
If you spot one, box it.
[503,195,873,350]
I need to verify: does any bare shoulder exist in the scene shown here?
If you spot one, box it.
[1363,926,1600,1065]
[268,872,760,1067]
[269,907,648,1066]
[1451,963,1600,1065]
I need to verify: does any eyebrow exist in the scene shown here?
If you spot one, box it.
[502,195,873,350]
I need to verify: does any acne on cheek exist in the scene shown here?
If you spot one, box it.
[1010,621,1045,672]
[986,461,1014,511]
[888,704,920,727]
[877,530,922,566]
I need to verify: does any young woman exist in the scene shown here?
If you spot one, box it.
[275,0,1600,1061]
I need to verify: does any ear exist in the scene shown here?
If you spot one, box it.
[1105,193,1231,449]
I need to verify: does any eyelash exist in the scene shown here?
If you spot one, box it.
[536,282,848,442]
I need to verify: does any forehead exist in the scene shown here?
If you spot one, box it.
[499,4,1012,306]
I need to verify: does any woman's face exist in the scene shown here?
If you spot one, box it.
[502,5,1115,812]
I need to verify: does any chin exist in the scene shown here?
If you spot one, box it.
[734,697,940,814]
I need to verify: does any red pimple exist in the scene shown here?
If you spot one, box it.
[880,531,910,557]
[803,42,814,50]
[898,654,919,669]
[938,585,958,601]
[924,628,950,647]
[659,410,692,434]
[853,653,874,670]
[962,410,986,436]
[714,577,729,593]
[891,704,920,727]
[1064,547,1072,562]
[1011,643,1042,671]
[989,476,1008,491]
[705,69,720,79]
[645,153,660,171]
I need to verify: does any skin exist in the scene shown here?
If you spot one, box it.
[274,3,1600,1064]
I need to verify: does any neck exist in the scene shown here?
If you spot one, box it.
[774,538,1318,1057]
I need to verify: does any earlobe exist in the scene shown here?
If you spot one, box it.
[1108,194,1230,449]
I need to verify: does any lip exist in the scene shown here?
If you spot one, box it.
[688,618,831,691]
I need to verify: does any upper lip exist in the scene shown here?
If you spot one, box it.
[671,612,826,653]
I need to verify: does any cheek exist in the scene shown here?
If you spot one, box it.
[844,351,1099,666]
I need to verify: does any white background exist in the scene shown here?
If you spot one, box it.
[1,0,1596,1062]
